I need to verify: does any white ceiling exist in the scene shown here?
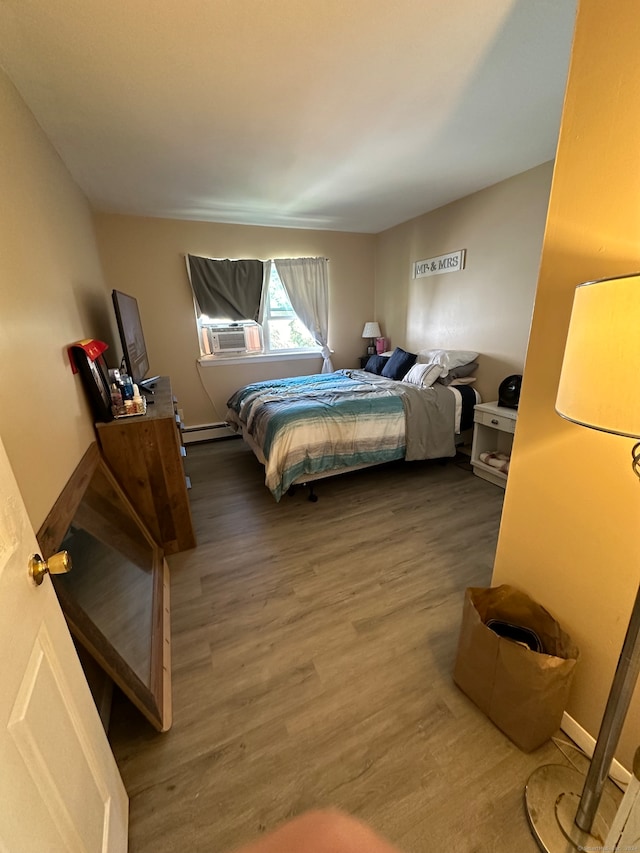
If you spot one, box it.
[0,0,577,234]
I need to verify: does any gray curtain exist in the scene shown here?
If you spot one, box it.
[187,255,264,321]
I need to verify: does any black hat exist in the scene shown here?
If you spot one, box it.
[498,374,522,409]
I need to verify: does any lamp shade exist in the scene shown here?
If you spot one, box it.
[556,273,640,439]
[362,321,381,339]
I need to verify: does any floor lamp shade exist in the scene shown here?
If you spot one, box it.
[556,273,640,440]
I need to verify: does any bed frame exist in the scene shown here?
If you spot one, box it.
[231,414,473,502]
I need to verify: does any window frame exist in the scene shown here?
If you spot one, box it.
[195,262,320,359]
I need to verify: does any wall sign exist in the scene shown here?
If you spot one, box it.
[413,249,466,279]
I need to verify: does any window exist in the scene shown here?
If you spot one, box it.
[262,265,317,352]
[197,265,317,357]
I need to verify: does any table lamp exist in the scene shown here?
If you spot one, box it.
[525,272,640,851]
[362,321,381,355]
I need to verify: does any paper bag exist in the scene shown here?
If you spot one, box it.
[452,585,579,752]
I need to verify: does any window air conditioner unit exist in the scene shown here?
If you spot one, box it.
[206,323,262,354]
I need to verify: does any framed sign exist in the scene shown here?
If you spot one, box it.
[413,249,466,279]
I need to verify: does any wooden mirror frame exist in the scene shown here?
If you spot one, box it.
[37,442,171,732]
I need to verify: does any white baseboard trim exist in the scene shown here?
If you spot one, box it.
[561,711,631,789]
[182,422,236,443]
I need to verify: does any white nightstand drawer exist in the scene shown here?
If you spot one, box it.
[474,408,516,434]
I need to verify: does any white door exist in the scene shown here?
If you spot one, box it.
[0,435,128,852]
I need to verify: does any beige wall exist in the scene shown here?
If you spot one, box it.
[493,0,640,770]
[0,69,112,529]
[93,164,552,427]
[2,49,546,525]
[374,163,553,403]
[92,215,375,425]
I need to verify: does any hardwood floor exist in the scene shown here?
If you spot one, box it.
[108,439,574,852]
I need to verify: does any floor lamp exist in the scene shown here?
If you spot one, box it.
[525,273,640,851]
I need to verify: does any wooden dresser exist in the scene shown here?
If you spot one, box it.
[95,376,196,554]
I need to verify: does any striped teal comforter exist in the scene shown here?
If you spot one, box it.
[226,370,463,500]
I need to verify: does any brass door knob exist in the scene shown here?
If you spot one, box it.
[29,551,72,586]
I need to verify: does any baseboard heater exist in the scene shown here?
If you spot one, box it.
[182,422,237,444]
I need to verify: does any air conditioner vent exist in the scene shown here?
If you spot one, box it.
[202,323,262,355]
[212,329,247,352]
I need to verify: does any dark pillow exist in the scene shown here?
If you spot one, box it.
[364,354,389,375]
[437,361,479,385]
[381,347,417,380]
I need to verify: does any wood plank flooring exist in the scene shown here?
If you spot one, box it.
[108,440,576,852]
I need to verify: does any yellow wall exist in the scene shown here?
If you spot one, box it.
[493,0,640,770]
[375,162,553,403]
[0,69,112,529]
[92,215,375,425]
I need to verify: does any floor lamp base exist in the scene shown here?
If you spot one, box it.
[524,764,619,853]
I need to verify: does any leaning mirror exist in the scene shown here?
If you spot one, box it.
[37,442,171,732]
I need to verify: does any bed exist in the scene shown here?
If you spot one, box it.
[226,350,480,500]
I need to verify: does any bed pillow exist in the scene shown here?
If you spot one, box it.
[417,348,479,373]
[381,347,417,380]
[449,376,477,385]
[437,361,479,385]
[363,354,389,375]
[403,362,443,388]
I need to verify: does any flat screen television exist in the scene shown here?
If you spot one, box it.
[112,289,157,389]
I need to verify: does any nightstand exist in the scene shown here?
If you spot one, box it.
[359,356,370,368]
[470,401,517,488]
